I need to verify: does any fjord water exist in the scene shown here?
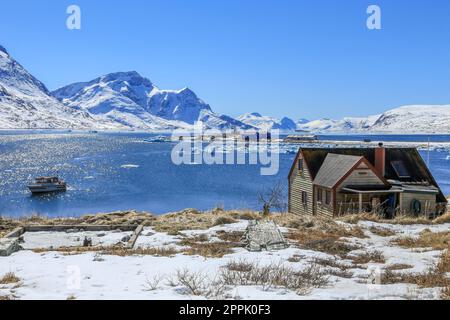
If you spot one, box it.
[0,132,449,217]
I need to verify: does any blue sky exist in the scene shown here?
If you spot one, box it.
[1,0,449,120]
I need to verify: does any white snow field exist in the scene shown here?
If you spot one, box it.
[0,220,448,300]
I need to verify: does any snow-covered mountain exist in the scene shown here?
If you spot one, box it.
[238,105,450,134]
[52,72,252,130]
[237,113,297,131]
[297,115,381,133]
[296,106,450,134]
[0,46,112,129]
[369,105,450,133]
[2,45,450,133]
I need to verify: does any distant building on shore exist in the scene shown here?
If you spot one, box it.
[284,134,318,143]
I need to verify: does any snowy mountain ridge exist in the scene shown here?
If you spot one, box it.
[1,45,450,133]
[0,47,116,129]
[52,71,252,130]
[238,105,450,134]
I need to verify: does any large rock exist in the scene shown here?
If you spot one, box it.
[0,238,20,256]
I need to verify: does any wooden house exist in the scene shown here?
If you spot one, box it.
[288,144,447,218]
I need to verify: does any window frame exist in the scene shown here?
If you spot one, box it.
[298,158,304,175]
[325,190,331,206]
[301,191,308,206]
[316,188,323,203]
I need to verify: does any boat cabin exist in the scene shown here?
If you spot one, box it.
[34,177,61,184]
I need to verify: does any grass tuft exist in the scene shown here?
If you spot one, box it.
[0,272,20,285]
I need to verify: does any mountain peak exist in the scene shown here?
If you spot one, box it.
[101,71,149,83]
[0,45,8,55]
[250,112,262,117]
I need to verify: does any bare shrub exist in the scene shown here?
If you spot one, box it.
[173,269,226,299]
[175,269,207,296]
[144,274,164,291]
[219,260,329,294]
[225,259,254,272]
[257,182,287,215]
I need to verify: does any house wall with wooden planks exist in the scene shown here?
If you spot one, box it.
[314,186,334,218]
[339,162,385,187]
[400,192,436,215]
[289,154,314,216]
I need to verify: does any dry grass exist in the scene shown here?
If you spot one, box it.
[183,241,236,258]
[382,250,450,290]
[348,250,386,265]
[303,239,359,256]
[312,257,355,278]
[33,245,180,257]
[369,226,396,237]
[385,264,414,271]
[213,216,237,226]
[0,210,155,238]
[382,268,449,289]
[287,226,362,256]
[434,211,450,224]
[0,295,12,300]
[441,286,450,300]
[150,209,248,234]
[436,250,450,273]
[339,211,450,225]
[392,230,450,250]
[215,231,244,243]
[0,272,20,284]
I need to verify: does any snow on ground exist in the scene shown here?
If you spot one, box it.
[0,221,448,300]
[21,230,133,250]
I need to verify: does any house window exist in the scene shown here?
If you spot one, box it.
[325,190,331,205]
[391,161,410,178]
[316,188,323,203]
[301,191,308,206]
[298,158,304,174]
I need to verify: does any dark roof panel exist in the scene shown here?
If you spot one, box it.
[313,154,362,188]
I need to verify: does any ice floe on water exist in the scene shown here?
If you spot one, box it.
[120,164,140,169]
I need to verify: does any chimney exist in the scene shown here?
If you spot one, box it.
[375,142,386,177]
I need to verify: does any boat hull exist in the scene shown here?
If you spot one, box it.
[28,185,67,194]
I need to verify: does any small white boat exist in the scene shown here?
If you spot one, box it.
[28,177,67,194]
